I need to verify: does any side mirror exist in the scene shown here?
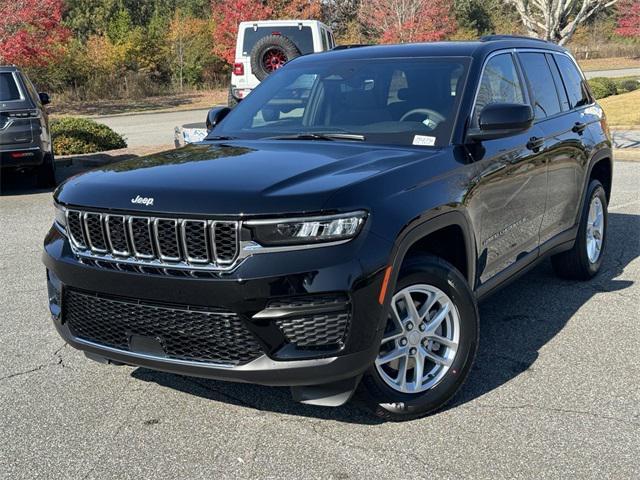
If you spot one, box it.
[467,103,533,141]
[206,106,231,132]
[38,92,51,105]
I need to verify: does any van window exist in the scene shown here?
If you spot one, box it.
[242,27,314,56]
[554,54,592,109]
[519,52,562,119]
[473,54,525,127]
[0,73,21,101]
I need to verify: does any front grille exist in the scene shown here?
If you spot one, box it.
[63,289,263,365]
[65,210,240,270]
[270,295,351,349]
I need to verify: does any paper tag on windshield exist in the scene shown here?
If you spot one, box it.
[413,135,436,146]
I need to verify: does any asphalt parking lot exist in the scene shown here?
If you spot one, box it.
[1,160,638,479]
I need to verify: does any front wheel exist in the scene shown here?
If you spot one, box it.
[361,255,479,421]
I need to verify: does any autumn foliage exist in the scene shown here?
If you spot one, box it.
[211,0,272,64]
[615,0,640,38]
[358,0,456,44]
[0,0,70,67]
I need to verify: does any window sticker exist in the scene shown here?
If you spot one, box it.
[412,135,436,146]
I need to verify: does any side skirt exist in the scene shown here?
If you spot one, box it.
[475,226,577,301]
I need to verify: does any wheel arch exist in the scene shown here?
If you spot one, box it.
[382,211,477,306]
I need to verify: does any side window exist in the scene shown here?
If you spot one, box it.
[555,54,592,109]
[328,31,335,49]
[21,74,41,105]
[387,70,408,104]
[473,53,525,127]
[321,29,329,51]
[546,53,570,111]
[519,52,562,120]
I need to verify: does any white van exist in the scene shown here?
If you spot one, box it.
[228,20,335,106]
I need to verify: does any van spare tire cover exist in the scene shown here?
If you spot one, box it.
[250,35,301,81]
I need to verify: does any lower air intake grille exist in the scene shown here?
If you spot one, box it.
[63,289,263,365]
[270,294,351,349]
[275,312,350,347]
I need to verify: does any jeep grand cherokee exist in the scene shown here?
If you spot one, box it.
[43,36,612,420]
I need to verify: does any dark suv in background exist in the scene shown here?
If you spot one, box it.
[1,65,55,187]
[44,36,612,420]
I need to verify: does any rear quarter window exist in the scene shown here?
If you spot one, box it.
[0,73,21,101]
[242,27,314,56]
[554,54,592,109]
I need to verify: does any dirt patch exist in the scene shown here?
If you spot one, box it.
[50,89,227,118]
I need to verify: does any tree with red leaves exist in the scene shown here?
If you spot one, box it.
[211,0,272,64]
[0,0,70,67]
[270,0,323,20]
[358,0,456,44]
[616,0,640,37]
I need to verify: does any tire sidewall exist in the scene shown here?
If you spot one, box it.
[250,35,300,81]
[362,256,479,418]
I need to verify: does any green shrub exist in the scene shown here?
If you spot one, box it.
[588,77,618,99]
[51,117,127,155]
[615,78,639,93]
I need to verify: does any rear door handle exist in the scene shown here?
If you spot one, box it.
[572,122,587,134]
[526,136,544,151]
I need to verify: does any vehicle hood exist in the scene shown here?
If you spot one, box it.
[55,141,437,215]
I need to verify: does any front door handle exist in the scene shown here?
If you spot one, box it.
[572,122,587,134]
[526,136,544,151]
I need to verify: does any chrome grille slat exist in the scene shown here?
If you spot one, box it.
[83,213,108,253]
[65,210,240,272]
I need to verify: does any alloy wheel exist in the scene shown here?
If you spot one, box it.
[586,196,604,264]
[375,284,460,394]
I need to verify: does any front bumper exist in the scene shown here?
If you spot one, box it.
[43,225,392,387]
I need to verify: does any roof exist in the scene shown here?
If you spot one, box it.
[0,65,20,72]
[297,37,567,64]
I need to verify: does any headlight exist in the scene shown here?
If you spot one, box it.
[54,203,67,230]
[247,211,367,246]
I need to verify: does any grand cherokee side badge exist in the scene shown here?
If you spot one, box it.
[131,195,154,206]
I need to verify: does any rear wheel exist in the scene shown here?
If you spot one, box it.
[551,179,607,280]
[361,255,479,421]
[36,153,56,188]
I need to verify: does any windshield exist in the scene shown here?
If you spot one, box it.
[0,73,21,102]
[212,57,470,147]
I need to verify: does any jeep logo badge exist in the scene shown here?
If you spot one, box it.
[131,195,154,206]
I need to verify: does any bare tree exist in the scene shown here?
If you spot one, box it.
[508,0,619,45]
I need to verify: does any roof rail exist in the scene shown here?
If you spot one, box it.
[331,44,372,51]
[480,34,551,44]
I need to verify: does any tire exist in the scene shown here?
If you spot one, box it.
[227,87,238,108]
[36,153,56,188]
[361,255,479,421]
[249,35,301,81]
[551,179,607,280]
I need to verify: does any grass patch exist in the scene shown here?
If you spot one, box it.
[578,57,640,72]
[52,117,127,155]
[599,89,640,127]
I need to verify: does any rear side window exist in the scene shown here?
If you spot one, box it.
[0,73,21,101]
[554,54,592,109]
[473,53,525,127]
[519,52,562,119]
[242,27,314,56]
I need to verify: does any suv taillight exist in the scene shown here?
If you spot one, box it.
[233,63,244,76]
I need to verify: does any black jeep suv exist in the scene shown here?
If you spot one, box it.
[1,65,55,187]
[43,36,612,420]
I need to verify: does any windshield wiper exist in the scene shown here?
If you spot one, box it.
[267,133,365,142]
[205,135,236,140]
